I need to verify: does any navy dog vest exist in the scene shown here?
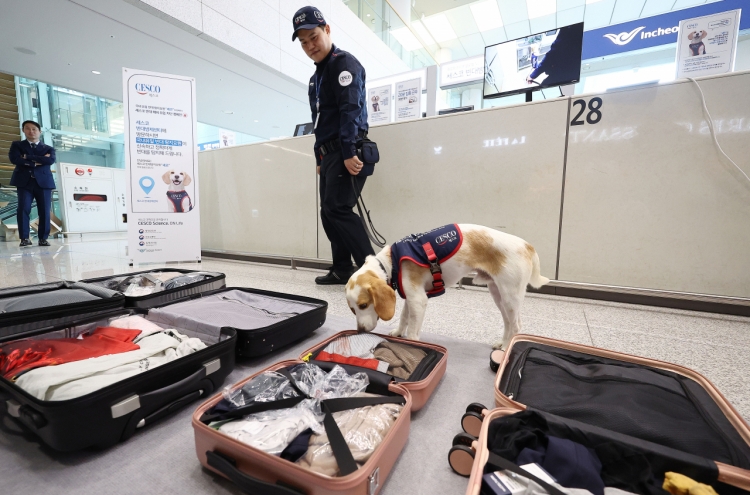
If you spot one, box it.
[166,190,193,212]
[390,224,463,299]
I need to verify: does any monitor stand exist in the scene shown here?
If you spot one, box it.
[525,90,533,103]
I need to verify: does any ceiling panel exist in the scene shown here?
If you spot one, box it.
[558,0,585,9]
[444,5,480,38]
[413,0,476,18]
[458,32,489,56]
[529,12,557,34]
[672,0,709,9]
[439,38,469,60]
[497,0,530,25]
[640,0,680,17]
[480,26,508,46]
[610,0,647,24]
[557,6,585,27]
[583,0,617,30]
[504,20,532,40]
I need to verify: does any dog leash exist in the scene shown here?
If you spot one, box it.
[350,175,386,248]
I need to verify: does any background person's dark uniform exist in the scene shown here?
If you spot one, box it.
[309,43,375,279]
[8,139,56,244]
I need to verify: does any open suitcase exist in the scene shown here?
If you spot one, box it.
[193,358,412,495]
[146,287,328,358]
[0,281,125,338]
[298,330,448,411]
[449,335,750,494]
[81,268,226,309]
[0,303,236,451]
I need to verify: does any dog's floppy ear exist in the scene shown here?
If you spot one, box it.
[162,171,172,184]
[370,278,396,321]
[182,173,192,186]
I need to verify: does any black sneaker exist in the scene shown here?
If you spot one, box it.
[315,268,352,285]
[19,239,32,247]
[38,239,50,246]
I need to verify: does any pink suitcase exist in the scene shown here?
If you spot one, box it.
[193,359,412,495]
[450,334,750,494]
[297,330,447,411]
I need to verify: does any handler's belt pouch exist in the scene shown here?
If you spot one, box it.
[356,136,379,177]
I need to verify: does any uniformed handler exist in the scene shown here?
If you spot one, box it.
[293,6,375,285]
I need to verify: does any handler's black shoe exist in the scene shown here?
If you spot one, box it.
[38,239,50,247]
[315,268,352,285]
[19,239,32,247]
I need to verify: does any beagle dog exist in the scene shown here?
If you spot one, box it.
[371,95,380,112]
[345,224,549,350]
[162,170,193,213]
[688,30,708,56]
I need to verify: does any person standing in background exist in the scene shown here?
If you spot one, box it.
[293,6,375,285]
[8,120,56,247]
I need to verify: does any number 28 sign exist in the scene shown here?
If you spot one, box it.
[571,97,603,126]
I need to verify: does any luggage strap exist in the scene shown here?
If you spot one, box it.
[201,367,405,477]
[485,452,567,495]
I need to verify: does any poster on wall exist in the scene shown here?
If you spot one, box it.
[367,85,391,125]
[122,67,200,264]
[675,9,741,80]
[218,128,236,148]
[395,78,421,122]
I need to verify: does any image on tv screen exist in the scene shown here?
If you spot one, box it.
[484,22,584,99]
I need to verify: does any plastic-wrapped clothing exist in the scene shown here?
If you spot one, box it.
[1,327,141,380]
[162,272,216,290]
[218,405,321,455]
[107,315,165,342]
[15,330,206,401]
[373,340,427,379]
[281,428,314,463]
[296,392,402,476]
[663,473,718,495]
[322,333,385,359]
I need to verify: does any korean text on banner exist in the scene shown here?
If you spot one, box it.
[675,9,741,80]
[122,68,200,264]
[368,85,391,125]
[395,78,421,122]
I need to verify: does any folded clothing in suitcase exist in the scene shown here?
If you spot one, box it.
[0,307,236,451]
[0,281,125,338]
[81,268,226,309]
[299,330,447,411]
[453,335,750,494]
[147,287,328,358]
[194,360,411,495]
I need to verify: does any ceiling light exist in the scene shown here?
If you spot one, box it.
[470,0,503,32]
[527,0,556,19]
[223,110,233,114]
[254,120,259,123]
[14,47,36,55]
[366,14,370,17]
[422,14,457,43]
[390,27,423,51]
[91,70,101,74]
[411,20,435,46]
[586,0,604,3]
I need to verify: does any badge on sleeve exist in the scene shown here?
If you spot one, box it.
[338,71,353,86]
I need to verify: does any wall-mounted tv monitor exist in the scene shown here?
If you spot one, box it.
[483,22,584,99]
[294,123,314,136]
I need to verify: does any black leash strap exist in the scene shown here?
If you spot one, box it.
[485,452,567,495]
[350,175,386,248]
[199,397,305,424]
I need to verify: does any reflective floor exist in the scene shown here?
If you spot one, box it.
[1,235,749,420]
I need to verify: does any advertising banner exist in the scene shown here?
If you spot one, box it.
[122,68,200,264]
[395,78,421,122]
[675,9,741,80]
[440,56,484,89]
[218,128,236,148]
[367,85,391,125]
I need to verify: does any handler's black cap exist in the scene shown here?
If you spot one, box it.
[292,6,326,41]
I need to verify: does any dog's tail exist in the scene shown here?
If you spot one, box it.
[528,247,550,289]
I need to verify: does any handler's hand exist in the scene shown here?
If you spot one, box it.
[317,166,320,175]
[344,156,364,175]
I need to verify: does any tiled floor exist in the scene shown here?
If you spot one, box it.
[1,235,749,420]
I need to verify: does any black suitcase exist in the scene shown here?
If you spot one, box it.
[0,281,125,339]
[145,287,328,358]
[81,268,226,309]
[0,302,236,451]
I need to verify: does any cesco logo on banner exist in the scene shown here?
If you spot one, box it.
[135,83,161,96]
[75,167,84,176]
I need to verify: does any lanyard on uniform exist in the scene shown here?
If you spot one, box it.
[314,72,321,130]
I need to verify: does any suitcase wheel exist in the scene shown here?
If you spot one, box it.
[465,402,486,416]
[452,432,476,448]
[489,350,504,373]
[461,411,484,438]
[448,445,476,477]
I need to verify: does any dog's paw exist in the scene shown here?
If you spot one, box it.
[389,328,404,337]
[492,341,506,350]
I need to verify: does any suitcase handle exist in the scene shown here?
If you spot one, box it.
[206,450,305,495]
[120,366,215,441]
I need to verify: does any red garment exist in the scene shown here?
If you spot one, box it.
[0,327,142,380]
[315,351,389,373]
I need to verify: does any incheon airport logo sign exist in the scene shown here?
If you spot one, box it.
[135,83,161,96]
[603,25,678,46]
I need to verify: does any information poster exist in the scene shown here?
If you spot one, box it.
[367,85,391,125]
[219,128,236,148]
[122,68,200,264]
[395,78,421,122]
[675,9,740,79]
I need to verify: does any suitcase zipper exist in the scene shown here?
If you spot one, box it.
[503,347,532,397]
